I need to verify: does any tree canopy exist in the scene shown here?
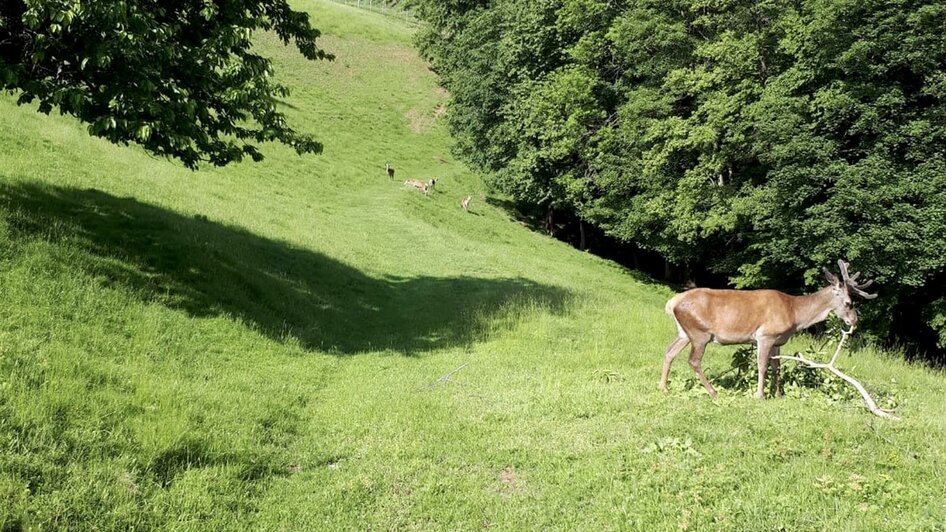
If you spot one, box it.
[0,0,331,168]
[414,0,946,353]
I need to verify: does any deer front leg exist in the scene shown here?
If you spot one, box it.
[755,338,775,399]
[771,346,782,397]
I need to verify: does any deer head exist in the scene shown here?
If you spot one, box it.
[823,259,878,328]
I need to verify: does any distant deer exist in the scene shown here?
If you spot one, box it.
[386,163,395,180]
[404,179,426,193]
[661,260,876,399]
[404,179,436,196]
[461,195,471,211]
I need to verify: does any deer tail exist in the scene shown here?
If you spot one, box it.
[665,292,690,338]
[665,292,686,316]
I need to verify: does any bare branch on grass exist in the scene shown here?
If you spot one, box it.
[774,328,900,421]
[425,362,469,389]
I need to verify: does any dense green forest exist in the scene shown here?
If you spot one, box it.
[410,0,946,358]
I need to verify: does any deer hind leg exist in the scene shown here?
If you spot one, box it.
[659,335,689,392]
[687,334,717,399]
[755,339,775,399]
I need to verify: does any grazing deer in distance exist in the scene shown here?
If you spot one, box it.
[404,178,436,196]
[461,195,471,211]
[386,163,395,180]
[661,260,876,399]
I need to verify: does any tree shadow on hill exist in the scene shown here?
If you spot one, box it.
[0,181,572,355]
[485,196,669,290]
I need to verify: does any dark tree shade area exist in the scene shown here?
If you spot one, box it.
[412,0,946,358]
[0,0,331,168]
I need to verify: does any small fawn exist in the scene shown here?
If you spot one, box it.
[405,179,436,196]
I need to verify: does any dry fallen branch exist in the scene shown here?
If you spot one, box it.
[425,362,469,389]
[774,328,900,421]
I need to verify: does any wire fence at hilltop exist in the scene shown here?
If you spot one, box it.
[326,0,418,24]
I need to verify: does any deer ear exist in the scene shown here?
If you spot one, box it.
[824,268,840,285]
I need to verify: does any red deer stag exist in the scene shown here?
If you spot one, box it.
[661,260,876,399]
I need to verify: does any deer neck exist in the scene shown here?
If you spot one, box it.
[792,287,835,331]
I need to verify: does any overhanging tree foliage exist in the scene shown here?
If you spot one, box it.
[0,0,331,168]
[414,0,946,353]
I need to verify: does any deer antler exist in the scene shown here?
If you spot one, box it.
[838,259,878,299]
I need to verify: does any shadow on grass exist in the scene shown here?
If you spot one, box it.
[484,196,668,290]
[0,181,572,355]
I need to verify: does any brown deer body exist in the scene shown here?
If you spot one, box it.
[386,163,395,180]
[404,179,425,190]
[661,260,875,399]
[461,195,472,211]
[405,179,436,196]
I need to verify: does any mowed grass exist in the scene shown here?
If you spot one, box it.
[1,1,945,529]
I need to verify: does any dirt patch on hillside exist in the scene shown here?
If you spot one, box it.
[499,467,523,495]
[405,107,436,134]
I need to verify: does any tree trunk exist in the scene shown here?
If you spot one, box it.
[664,259,672,281]
[579,220,586,250]
[683,264,696,288]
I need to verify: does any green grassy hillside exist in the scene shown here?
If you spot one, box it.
[1,1,945,529]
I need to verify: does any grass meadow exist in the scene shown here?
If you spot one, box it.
[1,0,945,529]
